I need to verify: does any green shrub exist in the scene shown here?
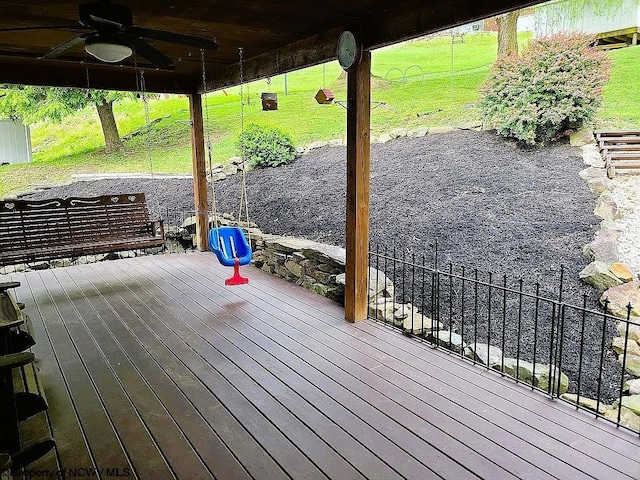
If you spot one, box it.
[238,123,296,168]
[479,33,611,145]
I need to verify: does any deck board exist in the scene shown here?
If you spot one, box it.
[5,252,639,480]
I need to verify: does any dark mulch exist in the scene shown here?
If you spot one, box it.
[26,129,622,401]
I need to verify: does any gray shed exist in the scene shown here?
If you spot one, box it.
[0,119,32,165]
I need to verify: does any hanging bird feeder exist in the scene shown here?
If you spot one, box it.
[261,92,278,110]
[315,88,335,105]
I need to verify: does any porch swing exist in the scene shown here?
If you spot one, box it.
[203,47,252,286]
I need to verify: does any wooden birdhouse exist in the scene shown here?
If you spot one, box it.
[261,92,278,111]
[315,89,334,104]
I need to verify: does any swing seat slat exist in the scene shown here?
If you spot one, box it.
[208,227,252,267]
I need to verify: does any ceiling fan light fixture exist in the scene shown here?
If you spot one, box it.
[85,35,132,63]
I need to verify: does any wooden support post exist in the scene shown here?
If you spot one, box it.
[344,51,371,323]
[189,93,209,251]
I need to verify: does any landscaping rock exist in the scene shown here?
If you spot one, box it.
[621,395,640,416]
[578,167,612,193]
[50,259,73,268]
[336,267,394,299]
[610,262,634,283]
[612,337,640,357]
[389,128,408,139]
[301,243,345,265]
[223,164,239,176]
[464,343,503,368]
[28,262,50,270]
[593,191,620,221]
[588,177,613,195]
[403,313,439,335]
[376,134,393,144]
[307,140,328,150]
[579,261,622,289]
[581,144,605,167]
[583,237,618,263]
[368,298,396,322]
[407,128,428,138]
[604,407,640,431]
[578,166,605,182]
[599,219,621,237]
[621,354,640,376]
[285,259,303,277]
[211,172,227,182]
[600,282,640,318]
[428,126,455,135]
[266,237,317,254]
[534,364,569,394]
[617,321,640,341]
[307,283,330,296]
[561,393,610,414]
[570,126,594,147]
[625,378,640,395]
[501,358,534,382]
[393,303,420,321]
[426,330,465,353]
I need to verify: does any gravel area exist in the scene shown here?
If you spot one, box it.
[25,129,622,400]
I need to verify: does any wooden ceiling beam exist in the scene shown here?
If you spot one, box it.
[204,26,343,92]
[0,57,196,93]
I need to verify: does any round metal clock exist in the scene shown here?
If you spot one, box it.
[337,30,360,71]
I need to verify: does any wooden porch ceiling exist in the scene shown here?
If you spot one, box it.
[0,0,546,93]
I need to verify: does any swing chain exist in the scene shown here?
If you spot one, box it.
[139,69,154,178]
[202,49,219,230]
[238,47,251,240]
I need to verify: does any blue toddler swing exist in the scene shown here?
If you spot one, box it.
[205,47,252,286]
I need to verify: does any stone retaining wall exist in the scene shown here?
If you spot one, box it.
[574,129,640,431]
[251,235,347,304]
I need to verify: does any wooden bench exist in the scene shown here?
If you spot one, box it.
[0,193,165,267]
[0,284,57,475]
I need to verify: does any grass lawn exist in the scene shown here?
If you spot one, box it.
[599,45,640,128]
[1,31,639,198]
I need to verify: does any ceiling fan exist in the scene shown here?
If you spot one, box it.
[0,0,218,68]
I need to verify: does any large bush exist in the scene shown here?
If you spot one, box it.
[479,33,611,145]
[238,123,296,168]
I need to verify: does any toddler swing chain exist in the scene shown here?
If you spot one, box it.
[238,47,251,242]
[202,49,220,230]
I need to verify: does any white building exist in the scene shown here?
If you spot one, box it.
[0,119,32,165]
[534,0,640,45]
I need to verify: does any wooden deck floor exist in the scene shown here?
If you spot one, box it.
[5,252,639,479]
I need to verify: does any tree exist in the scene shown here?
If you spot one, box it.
[0,86,135,153]
[496,11,520,57]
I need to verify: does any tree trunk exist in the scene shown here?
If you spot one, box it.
[95,100,124,153]
[496,11,520,57]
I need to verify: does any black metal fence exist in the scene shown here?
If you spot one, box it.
[368,243,639,435]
